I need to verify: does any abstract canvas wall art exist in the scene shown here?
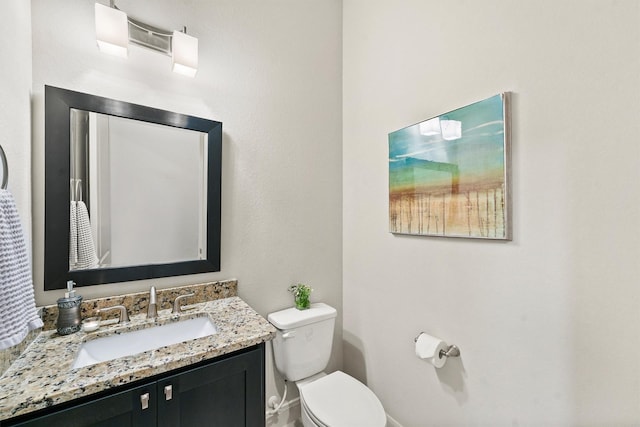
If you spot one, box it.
[388,93,511,240]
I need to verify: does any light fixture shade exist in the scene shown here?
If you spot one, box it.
[419,117,441,136]
[95,3,128,58]
[441,120,462,140]
[172,30,198,77]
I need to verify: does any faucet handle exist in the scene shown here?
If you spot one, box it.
[172,293,195,314]
[96,305,129,323]
[147,286,158,319]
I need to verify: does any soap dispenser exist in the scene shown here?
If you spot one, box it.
[56,280,83,335]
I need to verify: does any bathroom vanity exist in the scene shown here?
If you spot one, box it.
[0,282,276,427]
[4,345,264,426]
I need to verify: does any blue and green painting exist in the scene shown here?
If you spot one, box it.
[388,93,509,239]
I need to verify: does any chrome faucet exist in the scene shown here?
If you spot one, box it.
[96,305,129,323]
[147,286,158,319]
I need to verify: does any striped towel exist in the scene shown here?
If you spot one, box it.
[0,189,43,350]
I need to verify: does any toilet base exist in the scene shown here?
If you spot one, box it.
[294,371,386,427]
[300,397,320,427]
[296,373,328,427]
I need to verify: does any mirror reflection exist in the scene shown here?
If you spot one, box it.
[44,85,222,290]
[69,110,208,271]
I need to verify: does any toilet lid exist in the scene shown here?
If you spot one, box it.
[299,371,386,427]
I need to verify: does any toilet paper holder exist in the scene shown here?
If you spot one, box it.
[414,332,461,359]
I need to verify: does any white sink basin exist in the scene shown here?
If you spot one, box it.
[72,316,217,370]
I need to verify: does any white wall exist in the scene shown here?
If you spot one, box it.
[30,0,342,420]
[343,1,640,426]
[1,1,32,248]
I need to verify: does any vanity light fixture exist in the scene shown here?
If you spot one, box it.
[171,30,198,77]
[95,3,128,58]
[94,1,199,77]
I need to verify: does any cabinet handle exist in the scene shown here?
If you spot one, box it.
[140,393,150,410]
[164,385,173,401]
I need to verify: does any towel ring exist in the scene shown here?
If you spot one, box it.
[0,144,8,190]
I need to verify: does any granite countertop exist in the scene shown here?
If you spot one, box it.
[0,296,276,421]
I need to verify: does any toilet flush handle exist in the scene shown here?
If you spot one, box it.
[282,330,296,339]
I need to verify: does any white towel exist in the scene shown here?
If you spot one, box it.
[70,201,99,270]
[0,189,43,350]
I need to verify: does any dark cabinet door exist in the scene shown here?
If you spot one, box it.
[157,345,264,427]
[7,383,156,427]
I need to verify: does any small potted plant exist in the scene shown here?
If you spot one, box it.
[288,283,313,310]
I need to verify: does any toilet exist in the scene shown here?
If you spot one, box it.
[268,303,386,427]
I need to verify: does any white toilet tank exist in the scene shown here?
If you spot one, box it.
[268,303,337,381]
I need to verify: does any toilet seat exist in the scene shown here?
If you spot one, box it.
[298,371,386,427]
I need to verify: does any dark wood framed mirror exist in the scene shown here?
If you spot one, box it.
[44,85,222,290]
